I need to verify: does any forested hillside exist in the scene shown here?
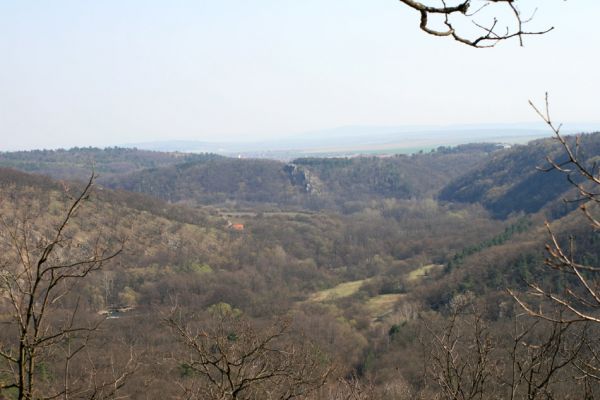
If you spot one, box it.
[6,136,600,217]
[289,143,500,205]
[4,0,599,397]
[102,146,495,209]
[440,133,600,218]
[0,165,517,397]
[2,134,600,398]
[0,143,498,210]
[0,147,221,181]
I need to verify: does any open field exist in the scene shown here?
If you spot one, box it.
[407,264,443,282]
[366,294,404,320]
[305,263,439,321]
[308,279,369,302]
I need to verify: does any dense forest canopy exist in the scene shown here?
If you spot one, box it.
[2,131,600,398]
[4,0,600,398]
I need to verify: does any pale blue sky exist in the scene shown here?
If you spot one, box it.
[1,1,599,150]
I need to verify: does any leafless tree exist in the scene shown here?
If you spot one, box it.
[422,299,592,399]
[397,0,554,47]
[421,295,496,400]
[325,375,377,400]
[499,312,587,400]
[509,94,600,325]
[503,94,600,395]
[165,311,332,400]
[0,174,134,399]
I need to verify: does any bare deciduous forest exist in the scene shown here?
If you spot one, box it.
[3,1,600,399]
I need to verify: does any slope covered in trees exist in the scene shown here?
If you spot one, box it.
[1,133,599,398]
[6,137,598,218]
[439,132,600,218]
[1,144,497,210]
[0,147,221,181]
[0,165,521,397]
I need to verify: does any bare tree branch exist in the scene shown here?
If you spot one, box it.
[398,0,554,47]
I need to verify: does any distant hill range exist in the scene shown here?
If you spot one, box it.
[0,147,222,181]
[0,143,499,210]
[121,123,600,159]
[439,132,600,218]
[1,132,599,219]
[102,143,496,209]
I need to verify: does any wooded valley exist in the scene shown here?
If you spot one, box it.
[1,132,600,399]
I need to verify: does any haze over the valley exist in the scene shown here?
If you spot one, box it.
[121,122,600,159]
[3,2,600,398]
[2,1,600,151]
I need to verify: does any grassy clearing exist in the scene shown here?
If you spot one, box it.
[407,264,443,282]
[304,280,404,322]
[308,279,368,302]
[366,294,404,319]
[305,262,438,321]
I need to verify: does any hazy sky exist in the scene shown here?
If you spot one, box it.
[1,1,599,150]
